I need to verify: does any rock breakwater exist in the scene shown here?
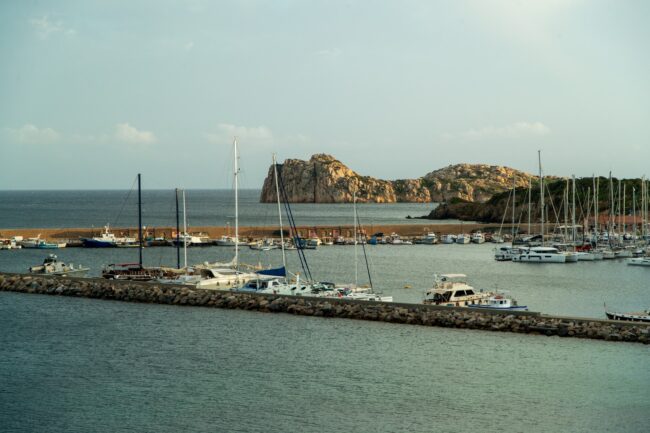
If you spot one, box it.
[1,273,647,344]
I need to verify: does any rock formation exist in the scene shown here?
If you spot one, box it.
[260,154,536,203]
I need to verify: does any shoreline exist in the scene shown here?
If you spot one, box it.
[1,222,523,242]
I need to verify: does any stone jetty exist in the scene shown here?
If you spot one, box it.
[1,273,648,344]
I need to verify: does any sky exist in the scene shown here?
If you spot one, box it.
[1,0,649,189]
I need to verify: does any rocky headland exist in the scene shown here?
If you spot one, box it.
[260,154,537,203]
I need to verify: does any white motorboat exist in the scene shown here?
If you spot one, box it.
[511,246,566,263]
[628,257,650,267]
[494,245,519,261]
[423,273,526,310]
[214,235,242,246]
[420,232,438,245]
[29,254,89,277]
[470,231,485,244]
[455,234,470,244]
[440,234,457,244]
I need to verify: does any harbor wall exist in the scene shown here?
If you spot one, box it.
[1,273,647,344]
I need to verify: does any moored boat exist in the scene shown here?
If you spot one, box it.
[29,254,88,277]
[628,257,650,267]
[605,309,650,323]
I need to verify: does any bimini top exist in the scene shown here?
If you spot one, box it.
[439,273,467,279]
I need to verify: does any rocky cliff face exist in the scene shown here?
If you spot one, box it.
[260,154,535,203]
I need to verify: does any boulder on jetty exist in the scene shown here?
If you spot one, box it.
[1,273,647,344]
[259,154,536,204]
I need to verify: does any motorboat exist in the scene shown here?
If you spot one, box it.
[455,234,471,244]
[171,232,209,247]
[467,294,528,311]
[387,233,411,245]
[511,246,566,263]
[29,254,88,277]
[1,238,21,250]
[628,257,650,267]
[214,235,242,246]
[440,234,457,244]
[423,274,494,307]
[605,308,650,323]
[420,232,438,245]
[470,231,485,244]
[494,245,520,261]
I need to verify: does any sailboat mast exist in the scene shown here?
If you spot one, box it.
[623,183,626,235]
[564,179,569,242]
[528,178,533,236]
[609,172,613,239]
[510,176,517,242]
[632,186,637,240]
[572,175,576,243]
[234,138,239,270]
[138,173,143,268]
[273,154,286,270]
[538,150,544,245]
[175,188,180,269]
[354,189,358,288]
[182,189,187,269]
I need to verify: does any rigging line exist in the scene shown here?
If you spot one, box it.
[356,211,374,291]
[277,165,313,281]
[113,176,138,228]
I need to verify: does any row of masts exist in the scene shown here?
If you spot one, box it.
[506,154,650,244]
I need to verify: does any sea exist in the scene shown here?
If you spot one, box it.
[1,190,649,432]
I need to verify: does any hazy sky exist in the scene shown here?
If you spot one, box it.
[1,0,648,189]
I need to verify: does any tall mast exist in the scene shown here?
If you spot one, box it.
[593,175,598,242]
[510,176,517,242]
[632,186,636,239]
[354,188,358,288]
[538,150,544,245]
[273,154,286,270]
[572,175,576,243]
[622,182,626,235]
[182,189,187,269]
[564,179,569,242]
[175,188,180,269]
[234,137,239,269]
[609,171,613,239]
[528,178,533,236]
[138,173,143,268]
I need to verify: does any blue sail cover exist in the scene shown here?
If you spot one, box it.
[257,266,287,277]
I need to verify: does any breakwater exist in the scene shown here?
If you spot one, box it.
[1,273,648,344]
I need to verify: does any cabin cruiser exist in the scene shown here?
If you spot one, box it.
[423,274,525,310]
[158,266,259,289]
[455,234,471,244]
[494,245,520,261]
[420,232,438,245]
[470,231,485,244]
[511,246,566,263]
[214,235,242,246]
[29,254,88,277]
[440,234,457,244]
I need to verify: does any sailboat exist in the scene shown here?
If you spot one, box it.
[512,151,566,263]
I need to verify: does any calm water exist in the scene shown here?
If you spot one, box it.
[0,189,440,229]
[1,191,649,432]
[1,292,648,433]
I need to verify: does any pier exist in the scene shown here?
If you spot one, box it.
[1,273,647,344]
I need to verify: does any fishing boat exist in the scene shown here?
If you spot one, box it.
[440,234,457,244]
[605,308,650,323]
[455,234,471,244]
[21,236,64,249]
[29,254,89,277]
[470,231,485,244]
[420,232,438,245]
[81,225,136,248]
